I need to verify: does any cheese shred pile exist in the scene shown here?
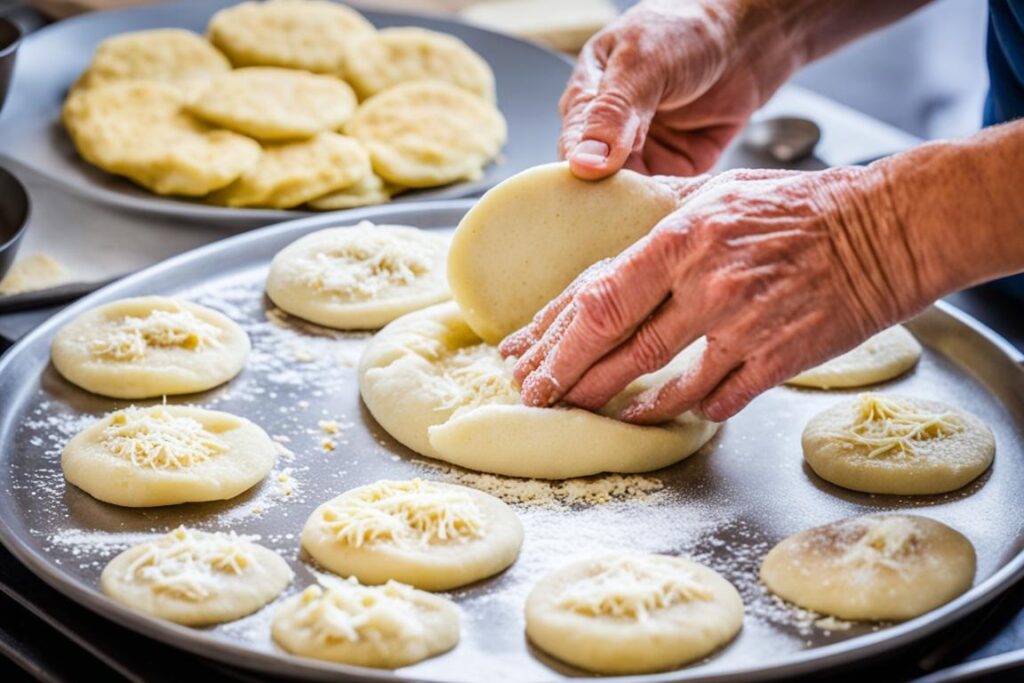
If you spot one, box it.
[300,229,433,300]
[838,517,922,570]
[292,577,422,644]
[123,527,253,601]
[89,304,223,361]
[557,557,712,621]
[432,344,519,412]
[834,393,963,458]
[320,479,483,548]
[101,406,229,470]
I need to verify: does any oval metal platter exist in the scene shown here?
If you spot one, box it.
[1,200,1023,682]
[0,1,571,224]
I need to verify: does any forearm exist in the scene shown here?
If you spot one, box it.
[876,120,1024,302]
[724,0,932,67]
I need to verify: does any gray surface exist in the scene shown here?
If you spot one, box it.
[1,200,1023,682]
[0,0,571,224]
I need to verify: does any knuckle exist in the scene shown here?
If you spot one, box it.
[575,280,629,341]
[630,325,673,373]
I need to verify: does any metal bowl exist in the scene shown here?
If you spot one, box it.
[0,17,21,116]
[0,164,30,282]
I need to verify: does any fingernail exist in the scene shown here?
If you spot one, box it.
[522,374,559,407]
[572,139,609,166]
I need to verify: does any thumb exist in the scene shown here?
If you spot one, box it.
[560,52,659,180]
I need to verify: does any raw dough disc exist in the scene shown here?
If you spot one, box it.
[187,67,357,142]
[802,393,995,494]
[760,514,975,621]
[272,576,459,668]
[301,479,523,590]
[344,27,495,101]
[266,222,450,330]
[208,132,370,209]
[76,28,230,92]
[525,553,743,674]
[307,171,400,210]
[101,526,293,625]
[786,325,922,389]
[448,161,679,343]
[207,0,375,74]
[62,405,277,507]
[51,296,250,399]
[460,0,618,53]
[358,302,718,479]
[63,81,261,196]
[345,80,506,188]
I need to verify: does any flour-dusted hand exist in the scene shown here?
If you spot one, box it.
[500,166,934,423]
[559,0,803,179]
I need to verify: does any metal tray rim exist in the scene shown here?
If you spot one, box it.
[1,200,1023,682]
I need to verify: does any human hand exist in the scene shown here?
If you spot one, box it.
[560,0,804,179]
[500,167,932,423]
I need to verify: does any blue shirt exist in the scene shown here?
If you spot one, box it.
[984,1,1023,298]
[986,1,1024,125]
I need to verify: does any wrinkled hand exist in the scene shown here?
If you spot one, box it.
[500,167,929,423]
[560,0,802,179]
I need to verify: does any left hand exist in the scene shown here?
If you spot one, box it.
[499,166,930,423]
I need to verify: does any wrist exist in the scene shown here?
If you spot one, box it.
[812,166,932,331]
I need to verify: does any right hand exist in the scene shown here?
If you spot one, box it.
[560,0,805,179]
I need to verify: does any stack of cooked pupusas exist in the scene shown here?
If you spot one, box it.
[62,0,507,210]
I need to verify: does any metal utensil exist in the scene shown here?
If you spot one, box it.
[0,164,30,282]
[742,116,822,163]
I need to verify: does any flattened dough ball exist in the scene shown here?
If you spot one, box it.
[526,553,743,674]
[345,80,506,188]
[76,29,230,93]
[51,296,250,399]
[760,514,975,621]
[188,67,357,142]
[449,162,679,343]
[802,393,995,495]
[307,171,399,210]
[787,325,922,389]
[266,222,449,329]
[358,302,718,479]
[302,479,523,590]
[63,81,261,196]
[62,405,277,507]
[344,27,495,101]
[208,0,375,74]
[209,132,370,209]
[272,576,459,668]
[102,526,292,625]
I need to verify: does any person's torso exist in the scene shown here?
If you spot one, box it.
[986,0,1024,124]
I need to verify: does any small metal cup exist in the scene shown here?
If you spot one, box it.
[0,16,22,116]
[0,164,30,282]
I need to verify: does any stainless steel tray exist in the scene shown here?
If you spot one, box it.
[0,1,571,224]
[0,200,1023,683]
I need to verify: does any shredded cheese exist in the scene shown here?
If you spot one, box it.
[839,517,921,570]
[300,228,434,300]
[430,344,519,412]
[101,406,229,470]
[89,303,223,361]
[123,527,253,601]
[292,577,424,644]
[833,394,963,458]
[319,479,483,548]
[557,556,712,620]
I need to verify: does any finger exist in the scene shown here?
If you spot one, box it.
[562,50,660,180]
[519,234,680,406]
[642,123,741,176]
[562,295,701,410]
[499,258,611,359]
[618,337,739,424]
[700,355,789,421]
